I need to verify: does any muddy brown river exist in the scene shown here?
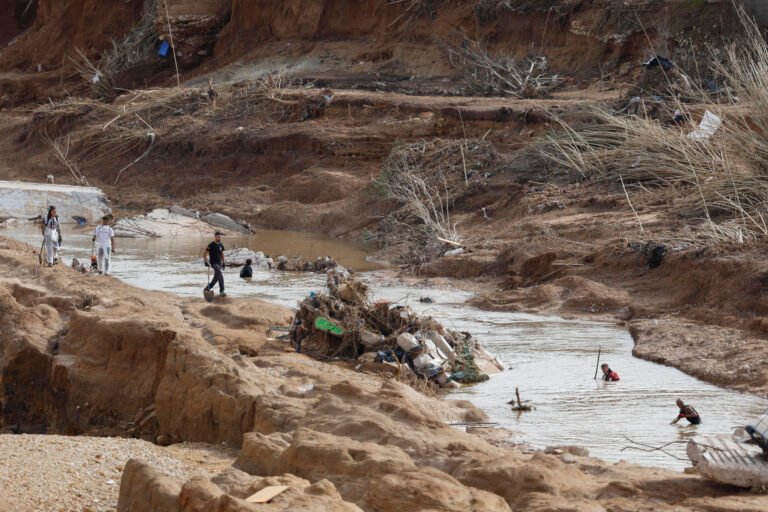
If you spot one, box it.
[5,224,767,470]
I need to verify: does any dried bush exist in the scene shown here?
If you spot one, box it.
[380,142,462,245]
[445,35,562,97]
[72,0,159,100]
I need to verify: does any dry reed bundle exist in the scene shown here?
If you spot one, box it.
[541,5,768,242]
[215,75,304,122]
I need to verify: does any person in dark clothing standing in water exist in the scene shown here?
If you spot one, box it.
[672,398,701,425]
[600,363,620,381]
[204,231,227,297]
[240,258,253,280]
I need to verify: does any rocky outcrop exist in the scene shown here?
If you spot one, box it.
[118,459,362,512]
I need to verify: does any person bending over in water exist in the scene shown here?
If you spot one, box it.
[240,258,253,279]
[672,399,701,425]
[600,363,620,381]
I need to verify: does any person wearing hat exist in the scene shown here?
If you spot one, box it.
[40,205,61,266]
[203,231,227,297]
[92,215,116,275]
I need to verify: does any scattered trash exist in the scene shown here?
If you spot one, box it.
[246,486,290,504]
[72,216,87,226]
[687,431,768,488]
[289,268,491,387]
[419,297,434,304]
[508,387,534,412]
[158,40,171,58]
[687,110,722,141]
[444,248,465,257]
[648,245,666,269]
[746,411,768,456]
[642,55,675,71]
[276,255,337,273]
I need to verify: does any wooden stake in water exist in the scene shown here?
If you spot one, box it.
[593,346,602,380]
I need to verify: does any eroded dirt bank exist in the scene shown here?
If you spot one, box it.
[0,236,767,511]
[0,2,766,402]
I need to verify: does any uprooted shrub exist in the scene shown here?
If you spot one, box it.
[376,138,497,266]
[540,6,768,244]
[444,34,562,97]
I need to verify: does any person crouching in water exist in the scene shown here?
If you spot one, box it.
[601,363,620,381]
[240,258,253,280]
[41,206,61,266]
[672,399,701,425]
[204,231,227,297]
[93,215,116,275]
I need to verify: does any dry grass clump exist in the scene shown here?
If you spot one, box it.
[215,75,328,122]
[31,77,328,185]
[541,6,768,242]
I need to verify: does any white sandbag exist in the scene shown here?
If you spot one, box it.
[426,331,454,361]
[411,353,433,370]
[396,333,420,352]
[360,330,384,348]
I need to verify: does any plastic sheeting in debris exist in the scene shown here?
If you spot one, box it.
[687,110,722,141]
[289,268,492,388]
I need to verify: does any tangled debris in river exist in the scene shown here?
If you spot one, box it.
[290,267,496,387]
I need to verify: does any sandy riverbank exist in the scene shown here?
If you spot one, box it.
[0,236,767,511]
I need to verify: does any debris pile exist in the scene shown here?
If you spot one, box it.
[223,249,337,274]
[290,268,491,387]
[275,255,338,272]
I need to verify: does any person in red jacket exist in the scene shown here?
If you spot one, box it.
[600,363,620,381]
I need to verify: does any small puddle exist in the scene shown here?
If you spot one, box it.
[4,224,767,470]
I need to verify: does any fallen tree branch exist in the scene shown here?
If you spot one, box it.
[114,132,156,185]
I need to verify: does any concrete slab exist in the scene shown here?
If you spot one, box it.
[687,434,768,489]
[0,181,110,224]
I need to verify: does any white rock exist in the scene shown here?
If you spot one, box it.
[0,181,110,224]
[114,209,222,238]
[202,212,250,234]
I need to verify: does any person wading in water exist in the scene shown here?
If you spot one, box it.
[600,363,620,381]
[203,231,227,297]
[672,399,701,425]
[240,258,253,280]
[41,206,61,266]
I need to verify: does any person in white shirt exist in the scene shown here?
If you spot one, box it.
[40,205,61,266]
[92,216,116,275]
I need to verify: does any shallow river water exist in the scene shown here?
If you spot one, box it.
[5,224,767,470]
